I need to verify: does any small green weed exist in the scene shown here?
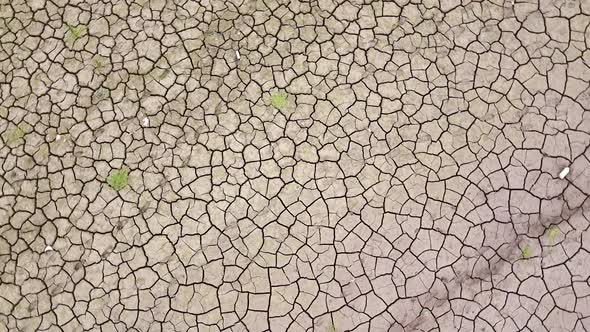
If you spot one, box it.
[92,57,108,70]
[3,125,24,145]
[547,226,560,243]
[107,168,129,191]
[521,245,533,259]
[66,24,86,43]
[270,92,288,110]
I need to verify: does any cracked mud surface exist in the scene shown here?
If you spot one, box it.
[1,0,590,331]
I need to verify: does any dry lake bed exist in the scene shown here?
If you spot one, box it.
[1,0,590,331]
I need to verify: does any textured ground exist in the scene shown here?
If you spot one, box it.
[1,0,590,331]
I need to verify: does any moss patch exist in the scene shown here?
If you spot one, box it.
[270,92,288,110]
[107,168,129,191]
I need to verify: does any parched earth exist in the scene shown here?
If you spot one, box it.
[1,0,590,331]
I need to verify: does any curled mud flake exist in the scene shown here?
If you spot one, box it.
[140,90,151,101]
[74,261,83,271]
[27,301,37,313]
[93,127,105,138]
[139,203,150,214]
[101,245,114,259]
[49,284,63,296]
[214,103,223,115]
[158,69,171,80]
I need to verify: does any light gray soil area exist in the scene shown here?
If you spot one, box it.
[2,0,590,331]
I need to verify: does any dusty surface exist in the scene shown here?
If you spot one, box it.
[1,0,590,331]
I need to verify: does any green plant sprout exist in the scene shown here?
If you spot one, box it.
[521,245,533,259]
[107,169,129,191]
[92,57,107,70]
[3,125,24,145]
[547,226,560,243]
[328,324,337,332]
[66,24,86,43]
[270,92,288,110]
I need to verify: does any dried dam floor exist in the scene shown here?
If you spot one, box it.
[1,0,590,331]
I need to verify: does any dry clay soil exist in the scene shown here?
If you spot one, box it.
[2,0,590,331]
